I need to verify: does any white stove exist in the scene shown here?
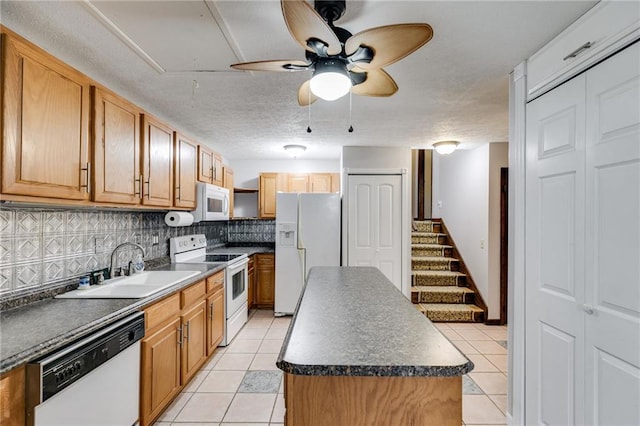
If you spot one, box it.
[170,234,248,346]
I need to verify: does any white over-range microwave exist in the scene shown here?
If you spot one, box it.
[192,183,230,222]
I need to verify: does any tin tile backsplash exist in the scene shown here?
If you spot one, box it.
[0,207,237,301]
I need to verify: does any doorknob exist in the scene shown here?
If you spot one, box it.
[583,304,595,315]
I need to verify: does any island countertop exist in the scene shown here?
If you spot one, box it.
[276,266,473,377]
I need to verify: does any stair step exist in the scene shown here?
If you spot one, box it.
[418,303,484,323]
[411,233,446,244]
[411,286,475,304]
[412,270,466,287]
[411,244,452,257]
[412,220,441,233]
[411,256,459,271]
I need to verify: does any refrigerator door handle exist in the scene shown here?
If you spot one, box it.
[298,247,307,285]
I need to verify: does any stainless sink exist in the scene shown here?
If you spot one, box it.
[56,271,201,299]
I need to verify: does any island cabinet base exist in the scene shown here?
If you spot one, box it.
[284,373,462,426]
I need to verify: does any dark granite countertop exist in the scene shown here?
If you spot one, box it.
[0,263,224,374]
[209,245,274,255]
[276,266,474,377]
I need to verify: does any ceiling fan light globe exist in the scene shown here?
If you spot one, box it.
[310,72,352,101]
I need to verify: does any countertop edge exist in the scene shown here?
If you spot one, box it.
[275,360,474,377]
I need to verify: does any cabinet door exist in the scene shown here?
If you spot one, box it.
[206,289,225,355]
[288,173,309,193]
[2,31,90,200]
[212,153,224,186]
[197,145,214,183]
[248,256,256,310]
[92,86,141,204]
[142,114,174,207]
[174,133,197,209]
[0,366,25,426]
[309,174,332,193]
[181,300,208,384]
[331,173,340,193]
[256,254,275,308]
[141,318,182,426]
[259,173,287,218]
[223,166,234,218]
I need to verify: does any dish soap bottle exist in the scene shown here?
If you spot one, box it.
[131,253,145,274]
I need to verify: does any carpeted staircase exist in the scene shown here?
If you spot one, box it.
[412,219,484,322]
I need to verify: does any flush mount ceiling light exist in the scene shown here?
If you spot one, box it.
[432,141,459,155]
[284,144,307,158]
[309,58,352,101]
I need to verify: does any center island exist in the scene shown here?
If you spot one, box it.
[276,266,474,426]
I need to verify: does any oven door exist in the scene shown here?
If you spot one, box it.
[226,258,249,316]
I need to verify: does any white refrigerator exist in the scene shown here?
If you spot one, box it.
[275,192,341,315]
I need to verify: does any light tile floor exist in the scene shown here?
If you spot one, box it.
[153,311,508,426]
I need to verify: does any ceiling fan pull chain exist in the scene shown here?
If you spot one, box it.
[348,91,354,133]
[307,90,312,133]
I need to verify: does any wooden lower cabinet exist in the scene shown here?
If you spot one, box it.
[247,255,256,309]
[141,318,182,426]
[140,274,225,426]
[206,288,225,355]
[256,253,275,308]
[0,366,25,426]
[284,374,462,426]
[181,300,208,383]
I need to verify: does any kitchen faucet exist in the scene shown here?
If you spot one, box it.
[110,242,145,279]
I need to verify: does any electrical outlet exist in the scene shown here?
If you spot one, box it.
[94,237,104,253]
[480,239,485,249]
[152,233,159,246]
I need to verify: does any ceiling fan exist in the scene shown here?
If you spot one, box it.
[230,0,433,106]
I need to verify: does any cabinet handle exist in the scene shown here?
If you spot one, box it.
[81,162,91,193]
[209,303,214,320]
[210,167,214,182]
[184,320,190,341]
[177,325,183,347]
[134,175,142,198]
[144,179,150,199]
[563,41,593,61]
[176,186,181,200]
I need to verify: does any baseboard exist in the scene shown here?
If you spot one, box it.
[485,319,504,326]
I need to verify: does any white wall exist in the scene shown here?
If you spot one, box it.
[230,158,340,218]
[432,142,508,320]
[433,144,491,314]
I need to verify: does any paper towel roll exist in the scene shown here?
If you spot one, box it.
[164,211,194,227]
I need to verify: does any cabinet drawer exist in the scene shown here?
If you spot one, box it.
[206,271,224,293]
[145,293,180,331]
[527,1,640,100]
[181,280,206,308]
[257,254,274,266]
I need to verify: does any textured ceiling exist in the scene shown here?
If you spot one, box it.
[0,1,597,160]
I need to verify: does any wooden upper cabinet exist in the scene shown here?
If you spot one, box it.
[197,145,214,183]
[309,173,332,193]
[1,30,91,201]
[288,173,309,193]
[174,133,197,209]
[223,166,234,218]
[212,153,223,186]
[141,114,174,207]
[259,173,287,218]
[331,173,340,193]
[92,86,141,204]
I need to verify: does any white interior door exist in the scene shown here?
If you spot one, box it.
[525,74,586,425]
[584,42,640,426]
[347,174,402,289]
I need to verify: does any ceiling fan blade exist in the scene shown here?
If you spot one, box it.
[350,68,398,97]
[281,0,342,56]
[298,80,318,106]
[345,23,433,70]
[230,60,310,72]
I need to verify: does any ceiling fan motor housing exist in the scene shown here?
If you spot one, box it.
[314,0,346,23]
